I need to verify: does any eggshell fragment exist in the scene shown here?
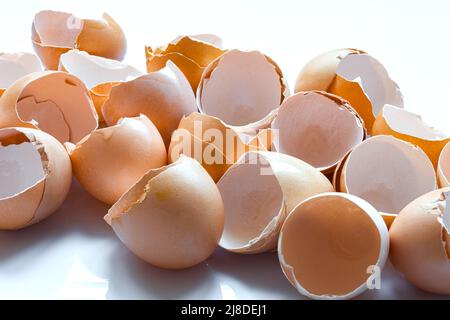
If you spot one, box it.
[340,135,437,215]
[32,10,126,70]
[102,61,197,147]
[390,188,450,295]
[0,52,41,96]
[373,104,449,168]
[278,192,389,300]
[69,115,167,205]
[295,49,403,132]
[104,156,224,269]
[197,49,288,127]
[272,91,365,174]
[438,142,450,187]
[0,71,98,144]
[0,127,71,230]
[217,151,333,253]
[59,50,143,123]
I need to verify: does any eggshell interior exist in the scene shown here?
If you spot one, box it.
[0,53,42,91]
[438,142,450,187]
[33,10,82,47]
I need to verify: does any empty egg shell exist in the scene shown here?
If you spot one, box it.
[146,35,225,91]
[197,49,288,127]
[59,49,143,123]
[340,135,437,215]
[278,192,389,300]
[32,10,126,70]
[102,61,197,147]
[272,91,365,174]
[217,151,333,254]
[0,127,71,230]
[0,52,41,96]
[373,104,449,168]
[104,156,224,269]
[438,142,450,187]
[0,71,98,144]
[389,188,450,295]
[294,49,403,132]
[68,115,167,205]
[168,112,272,182]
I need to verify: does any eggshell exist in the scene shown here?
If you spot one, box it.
[197,49,288,127]
[104,156,224,269]
[32,10,126,70]
[217,151,333,253]
[69,115,167,205]
[0,52,41,96]
[373,104,449,169]
[102,61,197,147]
[278,192,389,300]
[272,91,365,174]
[340,135,437,215]
[0,127,71,230]
[0,71,98,144]
[146,35,225,91]
[59,49,143,123]
[295,49,403,132]
[389,188,450,295]
[438,141,450,187]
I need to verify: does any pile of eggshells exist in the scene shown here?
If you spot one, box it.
[0,10,449,300]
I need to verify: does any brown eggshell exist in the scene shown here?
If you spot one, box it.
[32,10,126,70]
[438,142,450,187]
[0,52,42,96]
[102,61,197,147]
[104,156,224,269]
[0,127,72,230]
[217,151,334,253]
[390,188,450,295]
[278,192,389,299]
[0,71,98,144]
[69,115,167,205]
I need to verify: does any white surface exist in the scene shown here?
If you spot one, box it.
[0,0,449,300]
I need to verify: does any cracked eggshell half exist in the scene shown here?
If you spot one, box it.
[340,135,437,216]
[389,188,450,295]
[102,61,197,147]
[32,10,126,70]
[168,112,271,182]
[146,35,225,92]
[373,104,449,168]
[272,91,365,174]
[0,127,71,230]
[0,52,42,97]
[217,151,333,254]
[104,156,224,269]
[294,49,403,132]
[0,71,98,144]
[197,49,288,128]
[278,192,389,300]
[68,115,167,205]
[438,142,450,187]
[59,50,143,123]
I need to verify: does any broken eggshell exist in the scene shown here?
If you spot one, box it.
[146,35,225,92]
[372,104,449,168]
[197,49,289,127]
[278,192,389,300]
[59,49,143,123]
[389,188,450,295]
[0,52,42,96]
[104,156,224,269]
[102,61,198,147]
[0,71,98,144]
[0,127,71,230]
[68,115,167,205]
[438,142,450,187]
[32,10,126,70]
[294,49,403,132]
[272,91,365,174]
[217,151,333,254]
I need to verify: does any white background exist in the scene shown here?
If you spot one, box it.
[0,0,449,299]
